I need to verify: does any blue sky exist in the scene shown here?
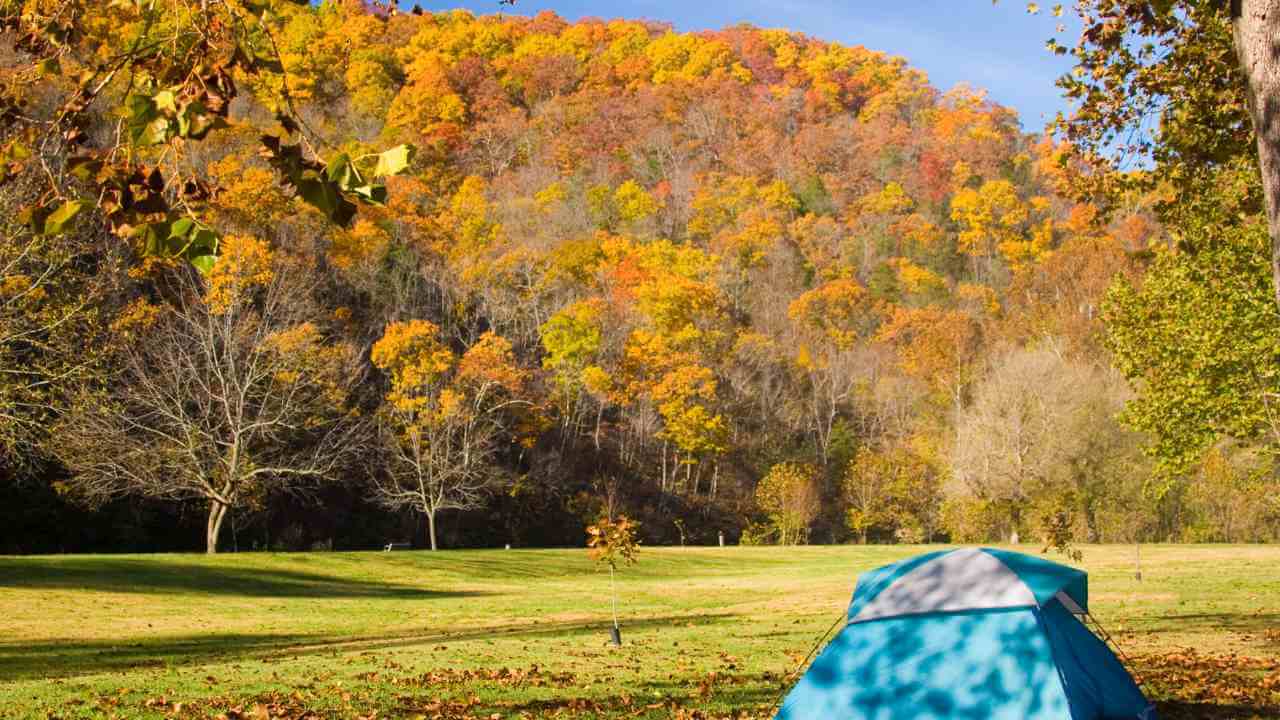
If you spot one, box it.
[415,0,1079,132]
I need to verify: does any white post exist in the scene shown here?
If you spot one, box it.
[610,565,618,629]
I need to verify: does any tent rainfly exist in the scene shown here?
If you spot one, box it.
[775,547,1157,720]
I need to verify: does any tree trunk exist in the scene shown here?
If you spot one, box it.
[206,501,227,555]
[427,510,438,551]
[1232,0,1280,309]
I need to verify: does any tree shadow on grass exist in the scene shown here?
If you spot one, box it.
[1136,613,1280,636]
[1157,700,1280,720]
[0,612,735,682]
[0,557,474,599]
[0,632,312,683]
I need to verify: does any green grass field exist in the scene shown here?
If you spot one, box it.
[1,545,1278,719]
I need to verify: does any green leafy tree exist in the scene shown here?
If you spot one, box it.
[1105,209,1280,478]
[755,462,821,545]
[843,443,941,544]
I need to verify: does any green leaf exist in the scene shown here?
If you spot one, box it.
[189,253,217,275]
[133,221,170,256]
[37,57,61,76]
[298,178,357,226]
[373,144,415,178]
[325,152,359,189]
[346,182,387,206]
[42,200,85,236]
[18,205,43,235]
[152,90,178,114]
[65,155,101,182]
[140,117,171,146]
[125,92,176,146]
[169,217,195,240]
[189,227,219,257]
[125,93,157,138]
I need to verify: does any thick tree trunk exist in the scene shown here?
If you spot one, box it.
[1232,1,1280,308]
[206,501,227,554]
[427,510,438,551]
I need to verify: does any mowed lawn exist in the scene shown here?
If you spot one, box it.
[1,545,1278,719]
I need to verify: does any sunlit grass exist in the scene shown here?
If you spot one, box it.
[1,545,1277,718]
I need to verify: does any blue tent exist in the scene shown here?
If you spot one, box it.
[776,548,1156,720]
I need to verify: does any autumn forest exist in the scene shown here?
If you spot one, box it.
[3,0,1278,555]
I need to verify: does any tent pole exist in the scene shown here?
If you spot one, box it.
[1086,611,1144,688]
[766,611,846,718]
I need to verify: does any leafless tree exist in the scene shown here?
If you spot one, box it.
[0,222,122,475]
[54,268,364,553]
[951,345,1096,543]
[788,343,887,470]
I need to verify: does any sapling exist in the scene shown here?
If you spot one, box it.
[586,514,640,645]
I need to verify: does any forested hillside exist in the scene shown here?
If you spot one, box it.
[2,0,1277,553]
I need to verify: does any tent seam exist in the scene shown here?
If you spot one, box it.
[1033,605,1083,720]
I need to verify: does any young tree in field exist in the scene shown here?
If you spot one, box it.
[370,321,528,550]
[755,462,821,545]
[586,514,640,644]
[55,240,362,553]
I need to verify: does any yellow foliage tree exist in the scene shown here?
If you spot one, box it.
[755,462,820,545]
[876,305,982,408]
[951,179,1029,263]
[614,180,660,224]
[370,321,526,550]
[205,236,274,315]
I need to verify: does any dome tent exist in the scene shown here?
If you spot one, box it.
[775,548,1156,720]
